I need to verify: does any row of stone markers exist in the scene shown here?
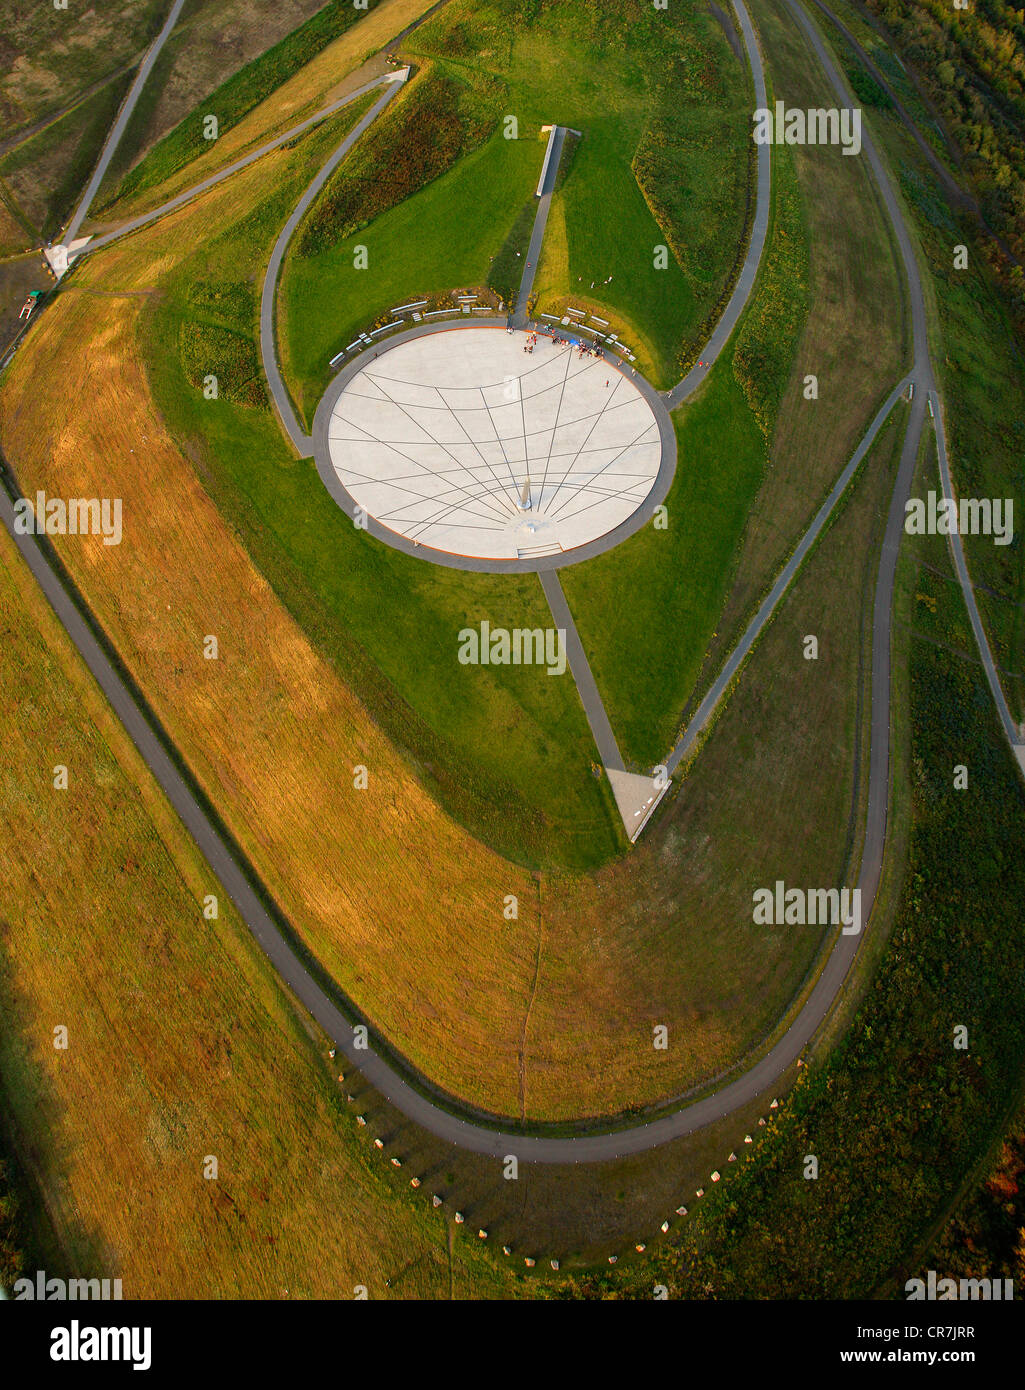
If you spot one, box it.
[331,1044,799,1273]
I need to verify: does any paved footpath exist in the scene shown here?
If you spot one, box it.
[666,0,770,410]
[260,76,409,456]
[667,376,911,774]
[540,570,623,772]
[512,125,567,328]
[76,76,397,265]
[62,0,188,247]
[785,0,1025,772]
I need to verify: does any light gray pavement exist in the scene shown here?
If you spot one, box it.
[62,0,188,247]
[72,76,396,265]
[261,76,408,456]
[666,0,770,410]
[323,324,662,560]
[540,569,623,772]
[511,125,566,328]
[311,317,679,571]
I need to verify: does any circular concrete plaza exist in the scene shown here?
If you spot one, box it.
[321,326,665,562]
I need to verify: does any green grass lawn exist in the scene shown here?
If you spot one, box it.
[561,364,767,769]
[530,109,701,387]
[558,137,809,770]
[280,126,545,425]
[142,146,620,872]
[278,0,751,403]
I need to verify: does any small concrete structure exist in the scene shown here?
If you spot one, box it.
[606,770,671,843]
[535,125,561,197]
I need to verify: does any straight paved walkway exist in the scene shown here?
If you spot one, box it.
[62,0,187,247]
[75,76,395,264]
[667,376,911,774]
[540,569,623,772]
[511,125,566,328]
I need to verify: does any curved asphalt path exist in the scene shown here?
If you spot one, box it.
[785,0,1025,775]
[6,0,1016,1161]
[260,74,409,455]
[666,0,771,410]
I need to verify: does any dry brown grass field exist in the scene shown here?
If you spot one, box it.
[0,406,907,1287]
[0,520,512,1299]
[104,0,331,171]
[0,0,162,132]
[0,203,30,258]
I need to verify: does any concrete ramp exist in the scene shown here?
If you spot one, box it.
[606,769,670,842]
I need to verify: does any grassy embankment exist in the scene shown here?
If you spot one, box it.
[587,441,1025,1299]
[281,0,751,396]
[0,161,911,1126]
[88,0,354,208]
[0,0,171,244]
[819,0,1025,719]
[560,0,907,769]
[93,0,442,222]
